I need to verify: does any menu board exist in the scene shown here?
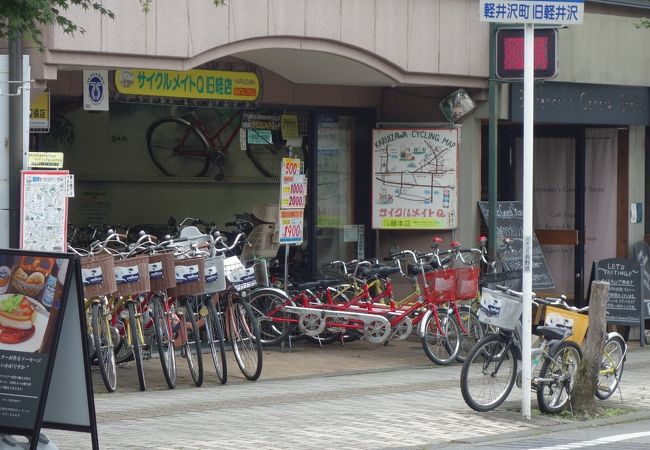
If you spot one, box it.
[593,258,645,345]
[478,201,554,290]
[0,249,98,448]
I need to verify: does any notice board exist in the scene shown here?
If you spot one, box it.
[478,201,554,291]
[593,257,645,346]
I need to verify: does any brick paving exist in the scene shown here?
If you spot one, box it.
[36,338,650,449]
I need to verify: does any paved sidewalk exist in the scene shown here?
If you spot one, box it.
[41,337,650,449]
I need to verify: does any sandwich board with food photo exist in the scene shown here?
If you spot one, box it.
[0,249,98,450]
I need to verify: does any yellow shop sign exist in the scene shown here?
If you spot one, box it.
[114,69,260,101]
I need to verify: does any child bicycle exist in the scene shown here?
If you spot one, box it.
[460,286,583,413]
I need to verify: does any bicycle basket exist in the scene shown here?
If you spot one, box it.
[478,287,522,331]
[79,254,117,298]
[201,254,226,294]
[169,257,206,297]
[455,266,480,300]
[544,305,588,345]
[223,256,256,292]
[421,268,456,302]
[148,252,176,292]
[114,255,151,297]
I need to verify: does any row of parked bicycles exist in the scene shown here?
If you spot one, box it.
[72,220,627,415]
[71,221,266,392]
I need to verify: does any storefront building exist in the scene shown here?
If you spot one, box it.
[8,0,650,298]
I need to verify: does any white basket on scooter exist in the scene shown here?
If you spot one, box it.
[223,255,256,291]
[478,287,522,331]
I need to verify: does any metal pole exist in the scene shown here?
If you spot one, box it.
[8,31,23,248]
[488,23,499,259]
[521,22,535,420]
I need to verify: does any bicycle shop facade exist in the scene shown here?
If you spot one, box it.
[16,0,650,303]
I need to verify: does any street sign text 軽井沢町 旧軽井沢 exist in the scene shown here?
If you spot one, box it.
[479,0,584,24]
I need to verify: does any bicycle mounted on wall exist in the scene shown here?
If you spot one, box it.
[146,109,308,179]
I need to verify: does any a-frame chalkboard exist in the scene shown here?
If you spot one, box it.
[478,201,555,291]
[593,257,645,347]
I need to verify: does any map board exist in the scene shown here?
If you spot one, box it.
[372,128,458,230]
[20,171,74,252]
[478,201,555,290]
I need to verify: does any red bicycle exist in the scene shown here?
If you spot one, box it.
[146,109,307,178]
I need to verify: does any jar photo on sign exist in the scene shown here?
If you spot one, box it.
[0,255,12,295]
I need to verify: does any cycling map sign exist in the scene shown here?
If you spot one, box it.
[371,128,458,230]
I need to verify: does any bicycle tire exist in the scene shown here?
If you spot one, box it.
[152,295,176,389]
[146,117,211,177]
[126,301,146,392]
[91,303,117,392]
[246,136,307,178]
[205,298,228,385]
[460,334,518,412]
[421,308,461,365]
[180,298,204,387]
[596,335,626,400]
[248,288,294,346]
[455,306,485,363]
[537,341,582,414]
[229,298,263,381]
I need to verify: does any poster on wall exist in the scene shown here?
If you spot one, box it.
[20,171,74,253]
[83,69,109,111]
[372,128,458,229]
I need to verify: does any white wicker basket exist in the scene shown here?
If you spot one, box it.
[478,287,522,331]
[223,256,256,292]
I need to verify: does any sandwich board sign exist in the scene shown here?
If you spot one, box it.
[0,249,98,449]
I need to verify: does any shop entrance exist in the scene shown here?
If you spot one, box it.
[507,127,620,304]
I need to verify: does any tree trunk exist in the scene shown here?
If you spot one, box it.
[571,280,608,417]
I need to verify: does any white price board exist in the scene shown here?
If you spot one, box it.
[278,209,304,245]
[20,170,72,252]
[281,157,303,177]
[281,174,306,209]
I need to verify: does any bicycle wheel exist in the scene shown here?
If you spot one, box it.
[246,135,307,178]
[455,306,485,363]
[152,295,176,389]
[248,288,294,346]
[91,303,117,392]
[460,334,518,412]
[229,298,263,381]
[537,341,582,414]
[180,298,204,387]
[146,117,211,177]
[421,308,461,365]
[205,298,227,385]
[126,301,146,391]
[596,335,626,400]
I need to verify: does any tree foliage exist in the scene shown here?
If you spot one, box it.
[0,0,226,50]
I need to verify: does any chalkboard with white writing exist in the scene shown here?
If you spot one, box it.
[478,201,555,291]
[593,258,645,346]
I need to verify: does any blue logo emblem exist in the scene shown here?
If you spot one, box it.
[88,74,105,103]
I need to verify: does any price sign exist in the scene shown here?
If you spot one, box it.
[282,157,303,176]
[281,174,306,209]
[279,209,304,244]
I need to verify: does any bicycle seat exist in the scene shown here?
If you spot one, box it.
[366,265,401,279]
[290,279,339,292]
[536,326,566,341]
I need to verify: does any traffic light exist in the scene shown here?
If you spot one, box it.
[496,28,558,80]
